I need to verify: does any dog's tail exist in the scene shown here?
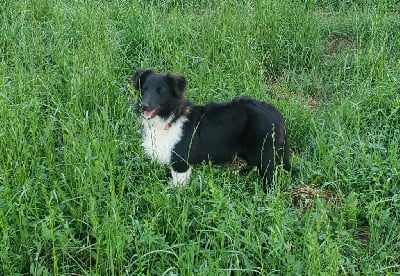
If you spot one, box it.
[283,160,299,174]
[290,166,300,174]
[283,135,299,174]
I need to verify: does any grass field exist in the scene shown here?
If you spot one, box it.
[1,0,399,274]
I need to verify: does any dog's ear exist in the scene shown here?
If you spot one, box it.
[132,69,154,91]
[167,73,186,98]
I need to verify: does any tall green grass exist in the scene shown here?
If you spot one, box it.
[1,0,399,274]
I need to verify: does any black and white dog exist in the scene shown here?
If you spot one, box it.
[133,69,298,189]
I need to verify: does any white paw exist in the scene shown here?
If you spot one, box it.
[170,167,192,187]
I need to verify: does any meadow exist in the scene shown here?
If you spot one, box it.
[0,0,399,274]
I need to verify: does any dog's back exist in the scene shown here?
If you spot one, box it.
[172,96,295,184]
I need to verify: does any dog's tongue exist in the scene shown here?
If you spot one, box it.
[143,109,156,118]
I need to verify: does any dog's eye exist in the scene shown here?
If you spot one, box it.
[156,87,161,94]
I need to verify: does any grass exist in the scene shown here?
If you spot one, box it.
[1,0,399,274]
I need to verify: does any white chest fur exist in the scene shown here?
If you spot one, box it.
[141,116,187,164]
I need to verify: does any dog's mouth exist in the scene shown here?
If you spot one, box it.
[143,109,157,119]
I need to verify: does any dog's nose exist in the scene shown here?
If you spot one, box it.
[141,102,150,111]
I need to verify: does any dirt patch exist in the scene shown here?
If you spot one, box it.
[223,155,248,172]
[326,37,354,56]
[265,70,291,99]
[291,184,344,209]
[307,95,320,111]
[265,71,321,112]
[354,226,371,246]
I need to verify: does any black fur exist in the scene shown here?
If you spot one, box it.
[133,69,298,188]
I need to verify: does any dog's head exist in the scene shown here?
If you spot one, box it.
[132,69,186,120]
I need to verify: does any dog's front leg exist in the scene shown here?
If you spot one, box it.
[170,162,192,187]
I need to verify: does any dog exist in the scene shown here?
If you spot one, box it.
[132,69,298,189]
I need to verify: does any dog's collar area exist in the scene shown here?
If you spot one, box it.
[163,112,178,131]
[143,108,190,131]
[143,115,172,131]
[164,122,171,130]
